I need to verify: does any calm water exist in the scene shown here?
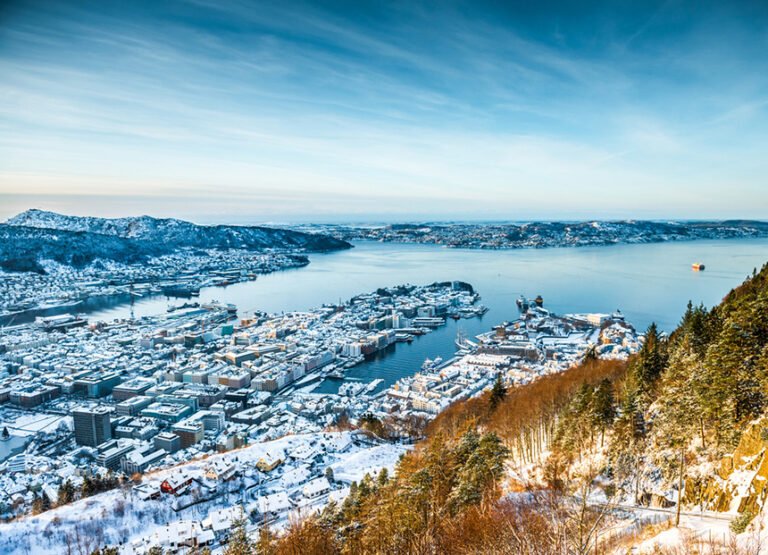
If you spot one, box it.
[75,238,768,393]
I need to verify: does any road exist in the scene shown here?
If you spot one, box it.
[592,501,733,523]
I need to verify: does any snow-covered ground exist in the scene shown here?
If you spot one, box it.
[0,431,410,555]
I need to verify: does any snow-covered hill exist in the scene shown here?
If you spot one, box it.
[0,431,407,555]
[7,209,351,252]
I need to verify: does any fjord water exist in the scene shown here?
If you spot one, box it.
[82,238,768,392]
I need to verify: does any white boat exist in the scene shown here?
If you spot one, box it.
[36,299,83,310]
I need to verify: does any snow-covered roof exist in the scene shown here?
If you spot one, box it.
[302,476,330,498]
[255,491,291,514]
[202,505,244,532]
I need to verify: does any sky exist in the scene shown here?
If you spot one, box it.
[0,0,767,223]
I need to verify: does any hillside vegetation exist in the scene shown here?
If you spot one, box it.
[250,262,768,554]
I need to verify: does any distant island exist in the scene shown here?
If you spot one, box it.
[316,220,768,249]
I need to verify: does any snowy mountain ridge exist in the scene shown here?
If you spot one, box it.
[6,209,352,252]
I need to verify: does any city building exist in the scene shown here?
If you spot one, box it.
[72,406,112,447]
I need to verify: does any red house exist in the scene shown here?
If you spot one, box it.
[160,472,193,495]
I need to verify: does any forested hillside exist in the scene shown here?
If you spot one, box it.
[0,210,351,272]
[245,262,768,554]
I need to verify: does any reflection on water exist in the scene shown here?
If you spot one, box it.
[76,238,768,330]
[4,238,768,392]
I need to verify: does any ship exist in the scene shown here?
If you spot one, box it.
[162,284,201,297]
[692,263,706,271]
[201,301,238,314]
[36,313,87,332]
[36,298,83,311]
[455,329,479,351]
[167,302,200,313]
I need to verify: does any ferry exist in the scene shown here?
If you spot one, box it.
[162,284,200,297]
[412,316,445,328]
[421,356,443,371]
[692,263,706,271]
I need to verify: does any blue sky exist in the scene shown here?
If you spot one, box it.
[1,0,767,223]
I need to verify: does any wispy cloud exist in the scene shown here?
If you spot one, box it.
[0,0,766,221]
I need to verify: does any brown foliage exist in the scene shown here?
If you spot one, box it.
[427,358,627,470]
[271,516,339,555]
[274,358,629,554]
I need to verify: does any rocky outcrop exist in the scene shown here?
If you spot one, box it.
[684,418,768,514]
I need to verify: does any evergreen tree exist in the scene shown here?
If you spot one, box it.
[636,323,666,384]
[1,426,9,440]
[81,475,95,497]
[255,524,276,555]
[627,322,668,405]
[377,467,389,487]
[32,491,51,515]
[591,379,615,445]
[358,473,374,499]
[583,344,599,363]
[41,491,52,512]
[652,337,703,472]
[591,379,615,427]
[58,479,75,505]
[224,518,252,555]
[489,374,507,411]
[448,431,508,513]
